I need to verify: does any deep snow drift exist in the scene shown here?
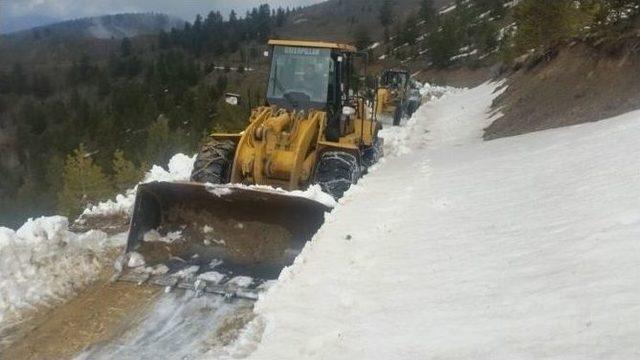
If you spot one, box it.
[224,83,640,359]
[81,153,196,219]
[0,218,119,330]
[0,153,196,334]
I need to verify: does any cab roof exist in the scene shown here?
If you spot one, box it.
[268,39,357,53]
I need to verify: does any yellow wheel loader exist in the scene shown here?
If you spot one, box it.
[116,39,383,299]
[375,68,411,126]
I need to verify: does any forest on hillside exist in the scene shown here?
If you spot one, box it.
[0,4,296,227]
[0,0,637,228]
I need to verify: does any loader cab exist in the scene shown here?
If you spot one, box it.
[266,40,358,114]
[379,69,410,91]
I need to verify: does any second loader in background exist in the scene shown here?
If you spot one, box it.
[375,68,422,126]
[116,39,384,299]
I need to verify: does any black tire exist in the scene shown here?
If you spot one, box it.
[407,101,417,117]
[313,152,361,199]
[393,103,403,126]
[190,140,236,184]
[362,135,383,169]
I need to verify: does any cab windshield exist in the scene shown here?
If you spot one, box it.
[267,46,333,109]
[382,71,408,89]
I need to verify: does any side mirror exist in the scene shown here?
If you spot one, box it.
[225,93,241,106]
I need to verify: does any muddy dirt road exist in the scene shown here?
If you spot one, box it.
[2,281,253,360]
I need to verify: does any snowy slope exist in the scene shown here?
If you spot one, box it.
[225,83,640,359]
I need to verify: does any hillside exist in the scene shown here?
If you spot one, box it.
[3,13,184,40]
[0,13,184,71]
[1,0,639,229]
[486,18,640,139]
[275,0,438,42]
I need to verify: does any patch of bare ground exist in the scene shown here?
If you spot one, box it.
[207,306,256,347]
[1,269,161,360]
[71,213,131,235]
[485,27,640,140]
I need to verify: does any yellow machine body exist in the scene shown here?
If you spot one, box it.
[375,68,410,122]
[376,87,397,116]
[213,95,376,191]
[121,39,382,295]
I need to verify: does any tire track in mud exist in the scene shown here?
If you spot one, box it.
[1,281,160,360]
[75,290,254,360]
[0,281,254,360]
[2,281,254,360]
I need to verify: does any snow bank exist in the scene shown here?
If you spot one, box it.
[81,153,196,218]
[205,183,337,209]
[379,82,458,157]
[0,217,122,327]
[0,154,195,330]
[83,151,338,221]
[143,153,196,184]
[226,82,640,359]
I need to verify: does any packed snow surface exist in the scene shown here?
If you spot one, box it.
[227,82,640,359]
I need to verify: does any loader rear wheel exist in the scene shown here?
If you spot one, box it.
[393,103,403,126]
[362,135,383,169]
[190,140,236,184]
[313,152,361,199]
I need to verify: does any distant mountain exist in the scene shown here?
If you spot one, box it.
[0,15,63,34]
[4,13,185,40]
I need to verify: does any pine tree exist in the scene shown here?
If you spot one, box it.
[275,7,287,27]
[427,17,462,68]
[112,149,142,192]
[354,25,372,50]
[513,0,587,52]
[401,16,419,45]
[216,75,228,94]
[46,154,65,192]
[120,37,133,57]
[144,115,172,165]
[379,0,394,27]
[58,144,113,218]
[31,73,52,99]
[158,30,170,49]
[419,0,438,28]
[9,63,27,94]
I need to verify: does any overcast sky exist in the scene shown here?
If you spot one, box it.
[0,0,321,33]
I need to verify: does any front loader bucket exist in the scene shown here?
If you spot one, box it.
[120,182,331,296]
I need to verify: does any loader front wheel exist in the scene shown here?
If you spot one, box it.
[190,140,236,184]
[313,152,361,199]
